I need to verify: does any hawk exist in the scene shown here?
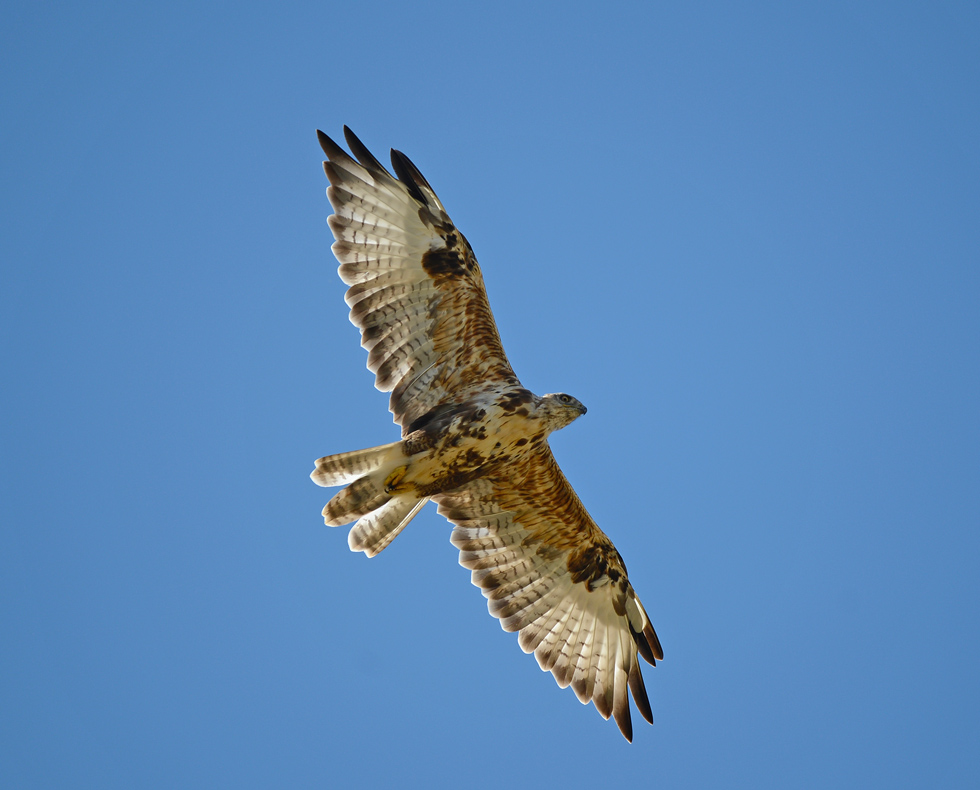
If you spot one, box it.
[311,127,663,741]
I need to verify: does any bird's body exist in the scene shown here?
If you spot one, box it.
[320,388,582,500]
[311,127,663,740]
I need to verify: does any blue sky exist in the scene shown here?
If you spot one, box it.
[2,1,979,787]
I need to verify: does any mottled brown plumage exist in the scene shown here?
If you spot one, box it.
[311,127,663,741]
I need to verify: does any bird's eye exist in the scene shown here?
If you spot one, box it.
[559,394,570,404]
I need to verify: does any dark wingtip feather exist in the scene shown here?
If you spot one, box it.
[342,126,391,176]
[628,664,654,725]
[317,129,343,159]
[630,621,656,666]
[646,622,664,662]
[389,148,430,206]
[614,703,634,742]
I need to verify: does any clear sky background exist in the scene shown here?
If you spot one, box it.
[3,2,979,787]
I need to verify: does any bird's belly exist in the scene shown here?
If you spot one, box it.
[399,407,538,496]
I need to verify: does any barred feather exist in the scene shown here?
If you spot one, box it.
[321,476,390,527]
[310,441,401,488]
[348,495,429,557]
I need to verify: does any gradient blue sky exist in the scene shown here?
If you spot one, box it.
[3,2,979,787]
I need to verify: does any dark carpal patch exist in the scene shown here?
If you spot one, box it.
[421,247,465,278]
[567,541,624,592]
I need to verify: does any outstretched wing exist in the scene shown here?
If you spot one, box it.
[317,127,521,434]
[436,444,663,742]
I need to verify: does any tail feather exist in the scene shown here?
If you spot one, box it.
[348,495,429,557]
[322,475,391,527]
[313,439,428,554]
[311,441,402,488]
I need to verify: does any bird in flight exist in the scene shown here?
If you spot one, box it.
[311,127,663,741]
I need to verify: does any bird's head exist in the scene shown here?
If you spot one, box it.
[540,392,588,432]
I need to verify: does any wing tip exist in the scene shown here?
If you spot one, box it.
[317,128,342,159]
[342,126,390,176]
[389,148,430,206]
[646,621,664,663]
[628,662,654,725]
[319,126,441,214]
[631,610,664,666]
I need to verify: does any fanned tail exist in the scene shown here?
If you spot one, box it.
[311,442,427,556]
